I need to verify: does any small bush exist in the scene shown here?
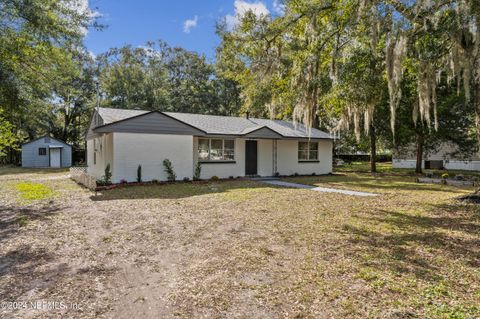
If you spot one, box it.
[441,173,449,179]
[193,162,201,181]
[103,164,112,184]
[425,172,433,178]
[183,177,190,182]
[96,180,109,186]
[274,172,280,177]
[210,175,219,181]
[294,172,299,177]
[120,179,128,184]
[229,176,234,179]
[151,179,159,183]
[163,159,177,181]
[455,174,464,180]
[311,172,316,176]
[137,165,142,182]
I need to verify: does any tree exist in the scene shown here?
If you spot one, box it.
[98,41,241,115]
[0,0,100,163]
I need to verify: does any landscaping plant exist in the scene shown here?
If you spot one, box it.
[163,159,176,181]
[137,165,142,182]
[103,164,112,185]
[193,162,201,181]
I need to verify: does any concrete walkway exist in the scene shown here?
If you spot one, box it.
[261,180,378,197]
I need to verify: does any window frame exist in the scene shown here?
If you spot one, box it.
[38,147,47,156]
[298,141,319,162]
[198,138,236,163]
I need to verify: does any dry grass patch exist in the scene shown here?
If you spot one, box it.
[0,166,479,318]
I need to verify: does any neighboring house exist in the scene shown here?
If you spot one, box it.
[21,135,72,168]
[86,107,333,183]
[392,142,480,170]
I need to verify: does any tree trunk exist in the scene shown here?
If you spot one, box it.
[474,79,480,145]
[370,124,377,173]
[415,131,424,174]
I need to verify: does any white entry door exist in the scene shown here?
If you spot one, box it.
[49,148,61,167]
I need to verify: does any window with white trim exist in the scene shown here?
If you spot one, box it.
[298,141,318,161]
[198,138,235,161]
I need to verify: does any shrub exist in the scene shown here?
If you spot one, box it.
[137,165,142,182]
[455,174,464,180]
[229,176,234,179]
[441,173,449,180]
[193,162,202,181]
[294,172,299,177]
[120,179,128,184]
[163,159,176,181]
[274,172,280,177]
[183,177,190,182]
[311,172,316,176]
[425,172,433,178]
[210,175,219,181]
[151,179,159,183]
[102,164,112,185]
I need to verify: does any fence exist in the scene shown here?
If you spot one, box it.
[69,167,96,190]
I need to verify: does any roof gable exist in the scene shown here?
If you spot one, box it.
[243,126,283,139]
[93,111,206,135]
[22,135,70,147]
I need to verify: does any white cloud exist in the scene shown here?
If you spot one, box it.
[64,0,102,35]
[225,0,270,30]
[273,0,285,15]
[183,15,199,33]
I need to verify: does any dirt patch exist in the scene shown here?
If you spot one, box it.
[0,169,479,318]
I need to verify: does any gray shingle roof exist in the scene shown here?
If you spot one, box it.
[96,107,331,139]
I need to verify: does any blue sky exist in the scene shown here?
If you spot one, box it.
[84,0,284,62]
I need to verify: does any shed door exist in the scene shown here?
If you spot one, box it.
[50,148,61,168]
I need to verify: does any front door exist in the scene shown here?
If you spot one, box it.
[245,140,257,175]
[49,148,61,168]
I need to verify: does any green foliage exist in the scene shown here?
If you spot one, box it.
[193,162,202,181]
[137,165,142,183]
[210,176,219,181]
[103,164,112,185]
[98,41,241,115]
[163,159,176,181]
[15,182,53,201]
[0,111,19,157]
[442,173,449,180]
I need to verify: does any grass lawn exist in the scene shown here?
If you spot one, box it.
[0,164,479,318]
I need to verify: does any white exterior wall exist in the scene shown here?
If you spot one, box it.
[112,133,194,183]
[277,140,332,175]
[392,158,480,171]
[392,159,423,169]
[445,160,480,171]
[87,133,334,182]
[86,133,113,179]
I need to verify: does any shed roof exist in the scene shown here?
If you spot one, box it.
[21,135,71,147]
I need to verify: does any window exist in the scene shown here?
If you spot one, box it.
[94,152,96,165]
[198,138,235,162]
[298,142,318,161]
[38,148,47,156]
